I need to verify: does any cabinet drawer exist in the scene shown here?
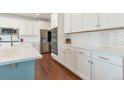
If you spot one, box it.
[92,52,123,67]
[65,47,75,53]
[76,49,91,57]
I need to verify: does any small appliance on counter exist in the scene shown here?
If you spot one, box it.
[65,38,71,44]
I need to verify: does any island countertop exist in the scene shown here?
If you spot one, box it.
[0,44,42,65]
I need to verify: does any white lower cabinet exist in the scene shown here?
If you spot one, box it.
[57,46,124,80]
[92,52,123,80]
[92,59,123,80]
[76,54,91,79]
[58,46,65,65]
[75,49,92,79]
[64,47,75,72]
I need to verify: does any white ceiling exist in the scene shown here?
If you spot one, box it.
[10,13,51,21]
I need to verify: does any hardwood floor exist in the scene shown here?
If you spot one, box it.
[35,53,81,80]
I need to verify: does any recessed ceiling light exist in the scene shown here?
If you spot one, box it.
[36,13,40,16]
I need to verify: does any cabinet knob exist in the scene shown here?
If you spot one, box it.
[79,51,84,54]
[88,60,93,64]
[91,61,93,64]
[88,60,91,63]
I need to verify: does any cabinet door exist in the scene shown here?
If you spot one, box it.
[39,21,50,30]
[76,55,91,79]
[0,17,10,27]
[32,21,40,36]
[26,20,33,35]
[71,13,83,32]
[65,48,75,72]
[45,22,51,30]
[8,18,19,28]
[58,46,65,65]
[51,13,58,29]
[83,13,98,31]
[18,19,27,35]
[64,13,71,33]
[99,13,124,29]
[92,59,123,80]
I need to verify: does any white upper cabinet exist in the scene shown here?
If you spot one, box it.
[0,17,11,27]
[32,21,40,36]
[0,16,50,36]
[63,13,124,33]
[99,13,124,29]
[18,19,27,35]
[51,13,58,29]
[64,13,98,33]
[39,21,50,30]
[25,20,33,35]
[83,13,98,31]
[8,18,19,28]
[19,20,39,36]
[45,22,51,30]
[0,17,19,28]
[64,13,83,33]
[64,13,71,33]
[71,13,83,33]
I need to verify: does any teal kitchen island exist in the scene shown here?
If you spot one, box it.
[0,44,42,80]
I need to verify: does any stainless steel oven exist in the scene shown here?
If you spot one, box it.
[51,41,57,54]
[51,27,58,55]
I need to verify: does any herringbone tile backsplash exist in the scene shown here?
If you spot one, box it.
[68,29,124,48]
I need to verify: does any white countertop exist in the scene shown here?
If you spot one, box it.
[0,44,42,65]
[64,44,124,58]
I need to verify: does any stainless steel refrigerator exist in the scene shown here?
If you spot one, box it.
[40,29,51,54]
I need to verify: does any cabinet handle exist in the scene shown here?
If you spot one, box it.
[96,25,99,27]
[8,63,17,69]
[96,24,101,27]
[91,61,93,64]
[99,56,109,61]
[88,60,93,64]
[79,51,84,54]
[88,60,91,63]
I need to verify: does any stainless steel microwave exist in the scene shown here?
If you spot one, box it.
[0,27,18,35]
